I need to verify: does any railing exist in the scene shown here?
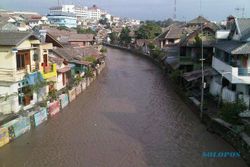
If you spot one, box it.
[40,64,57,79]
[238,68,250,76]
[43,64,54,74]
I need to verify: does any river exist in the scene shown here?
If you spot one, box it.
[0,48,247,167]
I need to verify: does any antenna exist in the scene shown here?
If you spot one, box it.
[58,0,60,6]
[235,7,245,18]
[173,0,177,19]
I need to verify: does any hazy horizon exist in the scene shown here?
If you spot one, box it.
[0,0,249,21]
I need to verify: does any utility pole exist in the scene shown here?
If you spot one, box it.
[200,23,205,120]
[200,0,205,120]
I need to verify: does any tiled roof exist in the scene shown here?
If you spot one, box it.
[69,59,91,66]
[74,47,100,57]
[42,27,76,39]
[183,67,216,82]
[180,26,216,47]
[52,46,101,62]
[165,26,187,39]
[51,48,75,61]
[49,56,64,66]
[68,34,95,42]
[188,16,209,25]
[0,31,35,46]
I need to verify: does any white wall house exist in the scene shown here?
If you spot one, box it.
[210,17,250,107]
[0,32,56,115]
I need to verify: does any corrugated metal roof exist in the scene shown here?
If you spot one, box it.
[232,42,250,55]
[236,18,250,41]
[214,40,244,54]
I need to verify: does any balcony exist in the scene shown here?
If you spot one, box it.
[40,64,57,80]
[212,56,250,84]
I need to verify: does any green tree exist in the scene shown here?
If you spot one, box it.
[77,27,96,34]
[57,26,70,31]
[219,100,247,124]
[109,32,119,44]
[119,27,132,46]
[194,34,202,46]
[135,23,162,39]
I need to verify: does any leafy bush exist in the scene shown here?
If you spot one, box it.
[150,47,164,59]
[170,69,182,84]
[219,100,247,124]
[85,68,94,78]
[83,56,97,64]
[47,89,58,102]
[100,47,107,53]
[74,75,83,85]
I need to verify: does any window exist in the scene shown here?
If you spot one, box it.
[16,53,25,70]
[16,51,30,70]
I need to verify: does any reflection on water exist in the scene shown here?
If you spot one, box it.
[0,48,247,167]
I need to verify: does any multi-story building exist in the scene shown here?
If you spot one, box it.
[0,31,57,115]
[75,6,88,19]
[49,5,75,15]
[88,5,102,21]
[47,12,77,28]
[48,4,104,23]
[210,17,250,107]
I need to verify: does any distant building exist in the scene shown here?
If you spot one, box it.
[88,5,102,21]
[48,4,105,23]
[47,12,77,28]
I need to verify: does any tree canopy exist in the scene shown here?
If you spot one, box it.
[77,27,96,34]
[109,32,119,44]
[135,23,162,40]
[119,27,132,45]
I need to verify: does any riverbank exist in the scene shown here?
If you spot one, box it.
[0,47,247,167]
[0,62,106,149]
[104,43,250,166]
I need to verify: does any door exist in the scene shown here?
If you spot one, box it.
[43,54,48,66]
[24,52,30,67]
[242,56,248,68]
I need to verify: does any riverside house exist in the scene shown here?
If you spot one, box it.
[0,31,57,115]
[210,17,250,107]
[157,24,188,49]
[179,16,219,72]
[68,34,96,47]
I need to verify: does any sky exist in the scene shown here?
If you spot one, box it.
[0,0,249,21]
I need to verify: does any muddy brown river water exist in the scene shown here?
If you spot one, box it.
[0,48,247,167]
